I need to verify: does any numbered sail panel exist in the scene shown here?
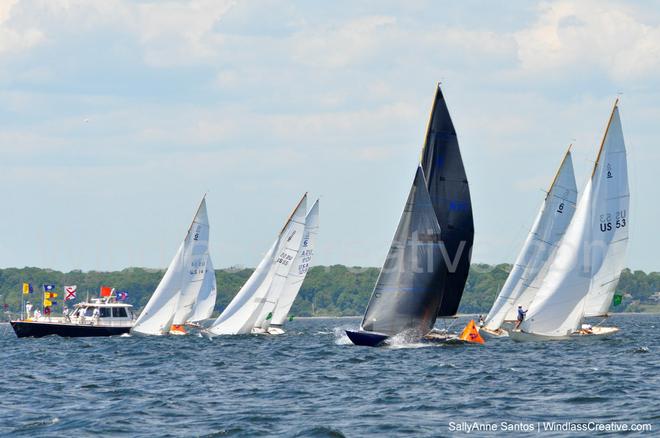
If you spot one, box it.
[361,167,447,337]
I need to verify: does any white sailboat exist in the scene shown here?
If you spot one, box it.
[512,100,629,341]
[131,197,213,336]
[482,148,577,337]
[206,194,307,336]
[267,199,319,335]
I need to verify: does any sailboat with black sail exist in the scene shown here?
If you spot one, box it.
[346,85,474,346]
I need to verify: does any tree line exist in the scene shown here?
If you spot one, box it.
[1,265,658,320]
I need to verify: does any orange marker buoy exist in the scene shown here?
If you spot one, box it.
[458,320,485,344]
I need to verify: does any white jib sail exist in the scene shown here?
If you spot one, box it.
[188,254,217,322]
[484,149,577,331]
[253,195,307,331]
[132,197,210,335]
[207,239,279,335]
[270,199,319,327]
[522,102,628,336]
[132,242,185,335]
[172,198,211,326]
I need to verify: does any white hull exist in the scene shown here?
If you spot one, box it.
[509,326,620,342]
[479,327,509,339]
[267,326,285,335]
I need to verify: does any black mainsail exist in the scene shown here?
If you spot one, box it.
[360,166,446,337]
[420,85,474,317]
[347,85,473,346]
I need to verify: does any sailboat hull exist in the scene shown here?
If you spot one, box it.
[479,327,509,339]
[345,330,389,347]
[509,326,619,342]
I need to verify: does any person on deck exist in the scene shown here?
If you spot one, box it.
[514,306,527,329]
[34,308,42,320]
[63,306,70,321]
[25,301,33,319]
[92,307,100,325]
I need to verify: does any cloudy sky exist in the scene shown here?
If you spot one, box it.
[1,0,658,272]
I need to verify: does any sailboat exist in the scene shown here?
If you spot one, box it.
[268,199,319,335]
[481,148,578,337]
[206,194,308,336]
[511,99,629,341]
[346,84,474,347]
[131,197,214,336]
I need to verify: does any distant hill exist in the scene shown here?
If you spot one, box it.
[1,265,658,320]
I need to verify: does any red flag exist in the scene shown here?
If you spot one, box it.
[100,286,114,297]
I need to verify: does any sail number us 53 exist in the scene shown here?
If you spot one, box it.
[600,210,627,232]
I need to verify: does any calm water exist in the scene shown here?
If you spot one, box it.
[1,314,658,437]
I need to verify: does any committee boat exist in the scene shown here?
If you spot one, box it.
[10,298,136,338]
[511,99,629,341]
[346,84,475,347]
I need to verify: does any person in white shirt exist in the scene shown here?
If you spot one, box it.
[25,301,33,319]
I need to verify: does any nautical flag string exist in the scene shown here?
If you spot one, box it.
[43,284,55,292]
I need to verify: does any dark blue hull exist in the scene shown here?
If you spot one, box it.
[10,321,131,338]
[345,330,389,347]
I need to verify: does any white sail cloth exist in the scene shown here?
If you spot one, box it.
[132,198,212,335]
[484,150,577,331]
[270,199,320,327]
[189,255,217,322]
[521,104,629,337]
[207,194,307,335]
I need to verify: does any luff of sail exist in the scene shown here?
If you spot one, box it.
[483,148,577,332]
[420,84,474,317]
[521,101,629,337]
[132,197,210,336]
[270,199,320,328]
[171,198,211,327]
[360,166,445,337]
[253,194,307,331]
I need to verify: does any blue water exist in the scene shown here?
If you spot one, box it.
[1,314,658,437]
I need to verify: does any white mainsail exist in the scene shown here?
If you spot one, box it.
[270,199,320,328]
[188,254,217,322]
[171,199,211,327]
[132,197,210,335]
[484,149,577,331]
[207,194,307,335]
[521,101,629,337]
[252,195,307,331]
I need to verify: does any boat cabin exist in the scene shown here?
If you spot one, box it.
[68,298,135,327]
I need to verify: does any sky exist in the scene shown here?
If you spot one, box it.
[1,0,659,272]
